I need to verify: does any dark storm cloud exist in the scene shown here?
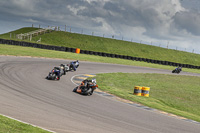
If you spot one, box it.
[173,11,200,36]
[0,0,200,52]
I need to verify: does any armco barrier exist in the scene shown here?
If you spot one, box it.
[1,38,199,69]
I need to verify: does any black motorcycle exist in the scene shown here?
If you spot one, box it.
[46,67,64,80]
[68,60,79,71]
[73,79,98,96]
[172,67,182,74]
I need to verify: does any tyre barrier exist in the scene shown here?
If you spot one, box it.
[102,53,107,57]
[132,57,136,61]
[118,55,122,59]
[71,48,76,53]
[80,49,85,54]
[111,54,115,58]
[126,56,130,60]
[107,54,111,57]
[93,52,97,55]
[98,52,102,56]
[88,51,93,55]
[0,38,199,69]
[123,56,128,59]
[142,58,146,62]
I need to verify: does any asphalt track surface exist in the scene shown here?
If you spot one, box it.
[0,55,200,133]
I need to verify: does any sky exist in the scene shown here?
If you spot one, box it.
[0,0,200,54]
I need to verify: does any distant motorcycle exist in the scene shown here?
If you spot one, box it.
[73,79,98,96]
[172,67,182,74]
[46,67,64,80]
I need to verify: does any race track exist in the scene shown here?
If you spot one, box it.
[0,56,200,133]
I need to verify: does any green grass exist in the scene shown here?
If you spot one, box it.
[0,27,200,66]
[0,115,50,133]
[0,44,199,74]
[0,27,200,131]
[94,73,200,122]
[0,27,40,39]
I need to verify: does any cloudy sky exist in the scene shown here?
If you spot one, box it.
[0,0,200,53]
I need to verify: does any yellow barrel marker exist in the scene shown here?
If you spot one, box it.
[142,87,150,97]
[134,86,142,96]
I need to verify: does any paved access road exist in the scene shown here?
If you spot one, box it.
[0,56,200,133]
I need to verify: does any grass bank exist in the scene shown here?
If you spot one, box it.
[0,44,199,74]
[94,73,200,122]
[0,115,50,133]
[0,27,40,39]
[1,27,200,66]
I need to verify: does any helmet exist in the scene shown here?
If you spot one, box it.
[91,78,96,84]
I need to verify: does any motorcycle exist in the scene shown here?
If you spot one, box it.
[67,60,79,71]
[73,79,98,96]
[46,67,64,80]
[60,64,68,74]
[172,67,182,74]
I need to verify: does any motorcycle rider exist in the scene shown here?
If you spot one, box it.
[53,67,61,80]
[70,60,79,71]
[176,66,182,72]
[79,78,97,92]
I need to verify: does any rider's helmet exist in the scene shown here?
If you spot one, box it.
[91,78,96,84]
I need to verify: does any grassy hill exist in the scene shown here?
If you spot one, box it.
[0,27,200,66]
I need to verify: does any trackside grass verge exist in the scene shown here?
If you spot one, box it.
[0,115,50,133]
[0,44,199,74]
[93,73,200,122]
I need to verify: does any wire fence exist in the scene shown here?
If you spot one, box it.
[8,23,200,54]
